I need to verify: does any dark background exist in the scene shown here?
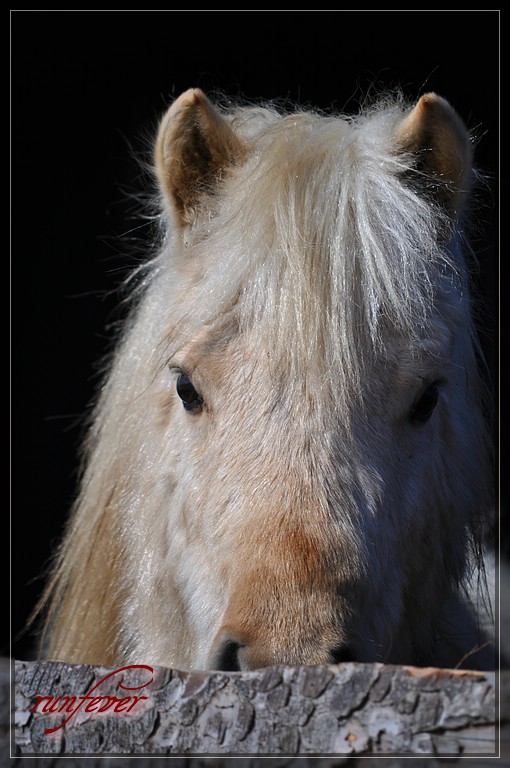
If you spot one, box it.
[11,10,501,662]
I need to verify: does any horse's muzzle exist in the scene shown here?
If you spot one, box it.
[208,630,356,671]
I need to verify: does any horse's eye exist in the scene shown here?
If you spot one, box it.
[176,372,203,413]
[410,382,440,424]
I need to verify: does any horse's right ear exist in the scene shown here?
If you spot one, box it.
[155,88,247,228]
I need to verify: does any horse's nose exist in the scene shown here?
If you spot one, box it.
[330,644,356,664]
[209,635,244,671]
[208,631,355,671]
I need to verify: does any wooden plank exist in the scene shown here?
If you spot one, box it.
[10,657,507,760]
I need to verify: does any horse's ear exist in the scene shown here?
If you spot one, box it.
[395,92,473,217]
[155,88,247,228]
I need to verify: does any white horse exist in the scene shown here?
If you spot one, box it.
[37,88,495,672]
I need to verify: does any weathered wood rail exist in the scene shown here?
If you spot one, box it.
[7,657,509,763]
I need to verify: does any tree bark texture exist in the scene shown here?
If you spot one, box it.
[8,657,509,764]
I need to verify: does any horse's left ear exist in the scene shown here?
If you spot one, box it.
[395,92,473,217]
[155,88,247,228]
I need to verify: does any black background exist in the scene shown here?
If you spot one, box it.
[11,10,501,662]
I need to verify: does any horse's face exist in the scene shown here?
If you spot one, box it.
[146,89,483,671]
[157,292,476,670]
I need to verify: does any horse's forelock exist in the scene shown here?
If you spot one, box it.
[172,101,466,407]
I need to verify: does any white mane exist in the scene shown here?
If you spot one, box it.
[149,100,470,411]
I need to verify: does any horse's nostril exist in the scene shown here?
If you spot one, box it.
[211,637,243,671]
[330,645,356,664]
